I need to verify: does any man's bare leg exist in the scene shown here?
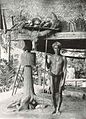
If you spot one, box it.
[56,90,63,115]
[52,93,57,114]
[52,92,61,115]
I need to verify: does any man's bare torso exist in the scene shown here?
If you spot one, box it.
[50,55,64,75]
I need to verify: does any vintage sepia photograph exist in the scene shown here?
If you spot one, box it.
[0,0,86,119]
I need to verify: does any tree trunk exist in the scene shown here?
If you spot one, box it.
[24,66,34,97]
[18,50,37,110]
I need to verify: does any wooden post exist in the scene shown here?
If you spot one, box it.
[7,31,11,63]
[38,68,42,85]
[75,81,77,87]
[20,42,36,97]
[0,43,1,59]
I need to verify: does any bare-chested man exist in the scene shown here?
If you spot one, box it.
[46,42,67,114]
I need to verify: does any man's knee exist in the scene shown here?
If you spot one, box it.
[55,92,62,98]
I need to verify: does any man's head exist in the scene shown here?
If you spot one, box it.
[52,42,62,54]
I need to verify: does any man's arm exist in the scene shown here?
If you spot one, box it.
[45,55,51,69]
[61,56,67,88]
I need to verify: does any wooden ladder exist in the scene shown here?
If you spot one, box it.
[12,65,24,96]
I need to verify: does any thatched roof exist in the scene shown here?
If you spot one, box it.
[1,0,86,54]
[1,0,86,26]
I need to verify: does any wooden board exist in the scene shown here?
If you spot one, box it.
[60,49,86,58]
[47,32,86,40]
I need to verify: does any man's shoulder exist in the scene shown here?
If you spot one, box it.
[50,54,54,59]
[62,56,66,59]
[58,55,66,62]
[58,54,65,59]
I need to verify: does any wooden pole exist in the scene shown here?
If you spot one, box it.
[42,39,48,108]
[8,33,11,63]
[7,31,11,63]
[43,39,48,90]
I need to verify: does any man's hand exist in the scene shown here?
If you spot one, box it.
[45,55,51,69]
[60,80,65,90]
[45,55,48,64]
[45,54,48,60]
[61,84,65,90]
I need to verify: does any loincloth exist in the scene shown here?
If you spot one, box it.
[51,72,63,93]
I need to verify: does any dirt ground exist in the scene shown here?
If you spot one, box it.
[0,87,86,119]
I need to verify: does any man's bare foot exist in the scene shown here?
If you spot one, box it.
[52,109,56,114]
[56,110,61,115]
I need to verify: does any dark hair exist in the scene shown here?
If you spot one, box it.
[52,42,62,50]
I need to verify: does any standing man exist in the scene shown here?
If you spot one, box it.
[46,41,67,114]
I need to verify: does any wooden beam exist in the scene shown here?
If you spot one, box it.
[66,79,86,82]
[47,32,86,40]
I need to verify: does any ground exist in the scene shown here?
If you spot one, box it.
[0,86,86,119]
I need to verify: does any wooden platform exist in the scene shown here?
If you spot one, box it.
[10,31,86,53]
[36,32,86,53]
[47,32,86,40]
